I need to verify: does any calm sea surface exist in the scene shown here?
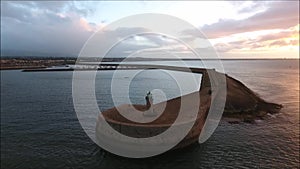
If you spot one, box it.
[1,60,299,169]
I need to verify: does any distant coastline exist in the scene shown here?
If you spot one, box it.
[1,56,298,70]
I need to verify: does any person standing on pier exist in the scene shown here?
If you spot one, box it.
[144,91,156,116]
[145,91,153,109]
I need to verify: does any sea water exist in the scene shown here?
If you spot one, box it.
[1,59,299,169]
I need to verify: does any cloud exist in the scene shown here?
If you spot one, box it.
[180,1,299,55]
[212,24,299,53]
[258,27,298,42]
[231,1,269,14]
[1,1,298,58]
[269,39,299,47]
[79,27,187,58]
[1,1,179,57]
[0,1,100,56]
[200,1,299,38]
[1,1,73,24]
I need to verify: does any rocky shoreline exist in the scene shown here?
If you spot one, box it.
[222,74,282,123]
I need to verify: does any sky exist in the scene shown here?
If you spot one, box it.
[1,1,299,59]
